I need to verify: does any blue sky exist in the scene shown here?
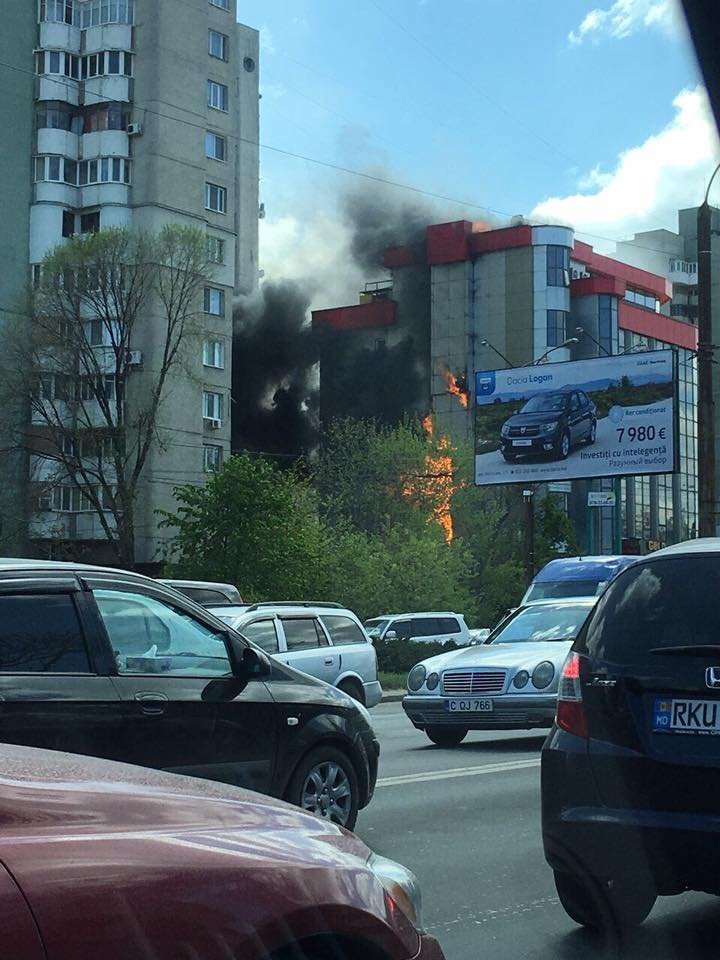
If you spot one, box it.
[236,0,719,305]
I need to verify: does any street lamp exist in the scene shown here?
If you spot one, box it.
[534,337,579,365]
[575,326,611,357]
[479,338,515,368]
[697,160,720,537]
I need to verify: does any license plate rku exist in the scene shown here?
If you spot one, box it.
[654,697,720,733]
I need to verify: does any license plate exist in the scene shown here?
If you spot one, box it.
[653,697,720,734]
[512,439,532,447]
[444,698,494,713]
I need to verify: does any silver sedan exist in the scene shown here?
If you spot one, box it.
[402,597,597,746]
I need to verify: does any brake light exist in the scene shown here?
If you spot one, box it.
[556,652,588,738]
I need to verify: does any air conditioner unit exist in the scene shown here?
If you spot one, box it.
[127,123,143,137]
[209,418,222,430]
[127,350,143,366]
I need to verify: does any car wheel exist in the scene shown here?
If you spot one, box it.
[337,678,365,705]
[286,747,359,831]
[554,870,656,929]
[586,419,597,445]
[557,430,570,459]
[425,725,468,747]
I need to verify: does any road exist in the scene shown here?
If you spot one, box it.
[355,702,718,960]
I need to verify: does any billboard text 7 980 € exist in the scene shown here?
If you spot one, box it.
[474,350,677,487]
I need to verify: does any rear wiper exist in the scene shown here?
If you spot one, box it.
[649,644,720,657]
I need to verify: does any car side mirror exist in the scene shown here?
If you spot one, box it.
[238,645,271,678]
[384,630,397,641]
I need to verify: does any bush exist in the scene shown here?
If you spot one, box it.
[375,637,459,674]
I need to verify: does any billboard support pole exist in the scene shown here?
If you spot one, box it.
[613,476,622,553]
[698,188,717,537]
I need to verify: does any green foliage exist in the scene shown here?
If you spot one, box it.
[375,638,459,674]
[160,454,324,601]
[535,492,579,568]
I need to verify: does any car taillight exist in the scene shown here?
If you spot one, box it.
[556,651,588,738]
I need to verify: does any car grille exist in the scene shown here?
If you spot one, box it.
[507,426,540,438]
[442,670,506,695]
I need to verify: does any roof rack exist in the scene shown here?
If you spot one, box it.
[244,601,345,612]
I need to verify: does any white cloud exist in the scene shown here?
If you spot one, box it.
[568,0,683,44]
[531,86,720,250]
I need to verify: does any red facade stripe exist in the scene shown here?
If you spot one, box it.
[619,301,697,350]
[312,300,397,331]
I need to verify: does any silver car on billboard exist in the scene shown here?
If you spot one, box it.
[402,598,597,746]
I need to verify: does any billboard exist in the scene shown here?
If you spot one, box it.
[474,350,677,486]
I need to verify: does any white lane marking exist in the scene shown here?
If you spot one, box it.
[376,757,540,787]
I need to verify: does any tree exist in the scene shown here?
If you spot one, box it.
[161,453,326,600]
[2,226,212,567]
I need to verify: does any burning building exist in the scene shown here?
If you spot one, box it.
[312,218,699,552]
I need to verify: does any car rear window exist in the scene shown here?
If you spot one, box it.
[241,618,279,654]
[0,594,91,673]
[437,617,461,634]
[322,615,367,645]
[526,579,603,602]
[177,587,228,605]
[282,617,328,651]
[578,557,720,663]
[413,617,441,637]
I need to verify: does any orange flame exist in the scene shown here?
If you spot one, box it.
[403,414,455,542]
[438,364,470,409]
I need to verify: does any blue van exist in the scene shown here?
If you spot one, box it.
[521,555,637,604]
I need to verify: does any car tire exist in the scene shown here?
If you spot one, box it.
[286,746,360,831]
[554,870,656,929]
[585,419,597,445]
[425,725,468,747]
[557,430,570,460]
[337,678,365,705]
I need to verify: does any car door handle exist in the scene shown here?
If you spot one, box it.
[324,657,334,665]
[135,692,168,716]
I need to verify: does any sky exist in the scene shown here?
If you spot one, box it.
[237,0,720,309]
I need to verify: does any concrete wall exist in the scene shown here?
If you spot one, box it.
[0,3,36,552]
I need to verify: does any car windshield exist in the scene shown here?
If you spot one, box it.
[364,618,389,637]
[519,394,567,413]
[489,603,592,644]
[525,579,606,601]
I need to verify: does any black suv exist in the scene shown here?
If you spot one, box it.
[500,390,596,462]
[542,540,720,929]
[0,560,378,830]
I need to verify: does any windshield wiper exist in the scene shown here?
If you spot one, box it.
[649,644,720,657]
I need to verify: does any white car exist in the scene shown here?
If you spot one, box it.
[402,598,597,746]
[207,601,383,707]
[364,611,472,646]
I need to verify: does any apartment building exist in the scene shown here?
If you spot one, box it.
[0,0,259,568]
[314,218,698,553]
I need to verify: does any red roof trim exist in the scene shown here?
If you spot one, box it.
[619,302,697,350]
[573,241,672,303]
[312,300,397,331]
[571,276,626,298]
[470,224,533,256]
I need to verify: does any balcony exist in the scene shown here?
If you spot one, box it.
[39,21,81,53]
[37,75,79,106]
[37,128,79,159]
[80,182,130,208]
[84,75,131,105]
[33,181,79,206]
[83,24,133,54]
[81,129,129,159]
[668,259,698,286]
[28,510,117,542]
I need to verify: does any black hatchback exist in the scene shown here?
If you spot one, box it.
[542,539,720,929]
[500,390,596,462]
[0,560,379,830]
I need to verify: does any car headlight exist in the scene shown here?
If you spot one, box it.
[501,423,510,437]
[513,670,530,689]
[368,853,423,931]
[407,664,426,692]
[532,661,555,689]
[426,672,439,690]
[541,421,559,433]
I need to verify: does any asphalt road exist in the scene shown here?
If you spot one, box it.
[355,702,719,960]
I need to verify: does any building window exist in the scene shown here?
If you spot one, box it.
[77,157,131,186]
[80,211,101,233]
[546,310,568,347]
[47,156,62,181]
[206,236,225,264]
[203,339,225,368]
[205,131,227,162]
[625,288,660,312]
[81,50,133,79]
[64,159,77,185]
[207,80,228,111]
[40,0,74,24]
[83,103,129,133]
[203,390,224,421]
[77,0,135,27]
[205,182,227,213]
[62,210,75,238]
[36,101,77,131]
[203,444,223,472]
[209,0,229,8]
[208,29,229,60]
[547,245,569,287]
[204,287,225,315]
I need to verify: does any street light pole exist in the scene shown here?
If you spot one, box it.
[479,339,515,369]
[533,337,579,365]
[698,162,720,537]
